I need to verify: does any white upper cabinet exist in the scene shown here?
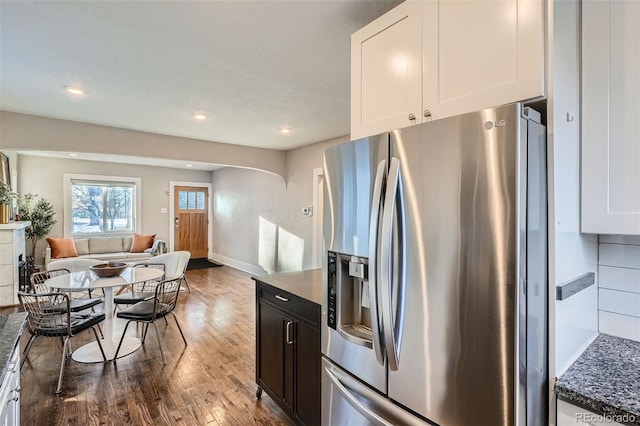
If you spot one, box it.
[351,0,545,139]
[581,0,640,235]
[351,1,422,140]
[424,0,545,119]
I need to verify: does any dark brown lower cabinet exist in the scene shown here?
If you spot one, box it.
[255,281,320,426]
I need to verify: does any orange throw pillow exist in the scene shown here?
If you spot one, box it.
[130,233,156,253]
[46,237,78,259]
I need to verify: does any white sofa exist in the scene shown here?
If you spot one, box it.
[44,236,166,269]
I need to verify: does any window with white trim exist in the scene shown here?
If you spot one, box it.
[64,174,141,236]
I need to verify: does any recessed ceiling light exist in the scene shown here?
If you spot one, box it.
[66,86,85,95]
[186,164,193,167]
[194,113,207,120]
[279,127,291,134]
[68,153,78,157]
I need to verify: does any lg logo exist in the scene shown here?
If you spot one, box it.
[484,120,507,130]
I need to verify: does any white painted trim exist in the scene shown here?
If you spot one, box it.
[63,173,142,237]
[169,181,213,256]
[311,168,324,269]
[209,252,267,276]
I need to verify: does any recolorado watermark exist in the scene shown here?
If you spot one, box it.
[576,412,637,424]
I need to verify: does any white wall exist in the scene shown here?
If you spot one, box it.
[211,167,286,275]
[210,135,348,275]
[598,235,640,342]
[548,0,599,377]
[17,154,212,264]
[282,135,349,268]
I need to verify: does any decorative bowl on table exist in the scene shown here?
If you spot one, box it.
[90,262,127,278]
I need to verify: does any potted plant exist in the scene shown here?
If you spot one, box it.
[0,182,18,224]
[17,193,57,265]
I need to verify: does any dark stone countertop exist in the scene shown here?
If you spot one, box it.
[0,312,27,384]
[555,334,640,425]
[252,269,322,306]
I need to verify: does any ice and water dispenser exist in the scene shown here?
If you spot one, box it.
[327,251,373,348]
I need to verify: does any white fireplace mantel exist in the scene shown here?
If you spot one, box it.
[0,221,30,306]
[0,222,30,230]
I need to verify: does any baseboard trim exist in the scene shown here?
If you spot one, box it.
[209,252,269,276]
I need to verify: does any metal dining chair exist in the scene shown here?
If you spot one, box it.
[113,278,187,364]
[113,263,165,312]
[30,269,102,312]
[18,291,107,394]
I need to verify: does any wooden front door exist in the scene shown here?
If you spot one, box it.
[174,186,208,259]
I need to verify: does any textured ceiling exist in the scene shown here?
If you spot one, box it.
[0,0,401,151]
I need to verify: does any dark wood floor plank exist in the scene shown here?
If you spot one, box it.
[0,266,292,426]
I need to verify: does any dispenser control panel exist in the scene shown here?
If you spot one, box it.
[327,251,337,329]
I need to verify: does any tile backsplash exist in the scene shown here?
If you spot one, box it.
[598,235,640,342]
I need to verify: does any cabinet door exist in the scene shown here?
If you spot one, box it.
[351,0,422,139]
[294,320,320,426]
[423,0,545,120]
[557,400,625,426]
[581,0,640,234]
[258,302,287,402]
[0,348,19,426]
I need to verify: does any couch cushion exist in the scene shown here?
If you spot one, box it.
[77,252,152,262]
[123,237,133,252]
[89,237,123,254]
[46,237,78,259]
[125,252,153,261]
[85,252,129,261]
[130,234,156,253]
[74,238,90,255]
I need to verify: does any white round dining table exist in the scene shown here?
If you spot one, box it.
[45,267,164,363]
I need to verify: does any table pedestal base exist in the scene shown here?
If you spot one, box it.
[72,336,142,363]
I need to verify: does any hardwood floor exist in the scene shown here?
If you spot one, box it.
[3,267,293,425]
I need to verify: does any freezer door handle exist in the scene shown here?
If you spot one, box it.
[324,365,394,426]
[368,159,387,365]
[380,155,406,371]
[324,360,430,426]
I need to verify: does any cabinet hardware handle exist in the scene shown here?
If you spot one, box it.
[8,388,19,403]
[423,110,432,120]
[275,295,289,302]
[408,113,416,121]
[286,321,294,345]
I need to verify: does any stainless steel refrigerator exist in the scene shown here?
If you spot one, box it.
[321,103,547,426]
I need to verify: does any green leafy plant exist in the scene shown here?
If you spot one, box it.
[18,193,57,258]
[0,181,18,205]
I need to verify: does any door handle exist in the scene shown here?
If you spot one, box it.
[324,365,395,426]
[368,160,387,365]
[275,295,289,302]
[380,156,406,371]
[8,386,20,403]
[285,321,294,345]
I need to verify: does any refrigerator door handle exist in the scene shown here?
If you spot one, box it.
[380,156,406,371]
[368,160,387,365]
[324,360,430,426]
[324,366,394,426]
